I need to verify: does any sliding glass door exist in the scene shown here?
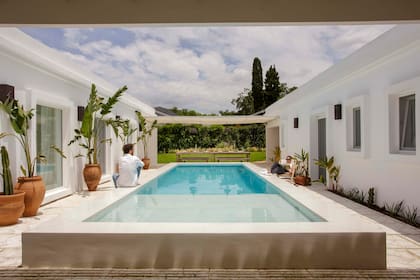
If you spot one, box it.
[36,105,63,191]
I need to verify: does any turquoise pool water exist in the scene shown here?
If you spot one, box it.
[86,164,324,223]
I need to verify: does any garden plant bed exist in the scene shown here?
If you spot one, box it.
[328,189,420,229]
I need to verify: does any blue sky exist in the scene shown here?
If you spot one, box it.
[22,25,393,114]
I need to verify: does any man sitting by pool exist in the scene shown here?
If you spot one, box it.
[112,143,144,188]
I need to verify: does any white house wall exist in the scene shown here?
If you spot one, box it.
[265,25,420,210]
[0,28,156,204]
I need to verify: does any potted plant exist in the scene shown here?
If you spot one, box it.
[293,149,311,186]
[0,99,65,217]
[69,84,127,191]
[0,144,25,226]
[135,111,157,169]
[272,146,281,162]
[314,156,340,191]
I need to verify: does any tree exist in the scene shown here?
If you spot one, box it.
[264,65,281,107]
[251,57,264,112]
[231,88,254,115]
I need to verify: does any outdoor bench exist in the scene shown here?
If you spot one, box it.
[216,156,249,162]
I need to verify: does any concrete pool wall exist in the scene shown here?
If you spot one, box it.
[22,163,386,269]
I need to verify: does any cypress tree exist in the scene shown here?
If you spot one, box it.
[251,57,264,112]
[264,65,281,107]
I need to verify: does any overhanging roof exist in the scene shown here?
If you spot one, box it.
[1,0,420,25]
[146,116,276,125]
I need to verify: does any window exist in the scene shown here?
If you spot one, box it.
[36,105,63,191]
[399,94,416,151]
[353,107,361,150]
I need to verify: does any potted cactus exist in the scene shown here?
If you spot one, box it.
[69,84,127,191]
[0,145,25,226]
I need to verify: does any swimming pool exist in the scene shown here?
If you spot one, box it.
[86,164,324,223]
[22,163,386,269]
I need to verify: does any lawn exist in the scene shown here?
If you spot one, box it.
[158,152,266,163]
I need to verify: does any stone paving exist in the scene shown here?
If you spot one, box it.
[1,164,420,275]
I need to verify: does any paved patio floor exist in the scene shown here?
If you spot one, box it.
[0,164,419,277]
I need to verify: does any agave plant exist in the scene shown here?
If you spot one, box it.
[69,84,127,164]
[0,146,13,195]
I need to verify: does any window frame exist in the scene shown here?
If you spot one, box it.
[399,94,416,152]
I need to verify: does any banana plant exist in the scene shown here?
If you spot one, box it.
[0,99,65,177]
[106,118,137,145]
[135,111,158,159]
[69,84,127,164]
[314,156,340,191]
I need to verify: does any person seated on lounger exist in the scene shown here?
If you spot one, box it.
[112,143,144,188]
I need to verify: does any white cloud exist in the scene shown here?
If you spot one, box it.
[52,25,393,113]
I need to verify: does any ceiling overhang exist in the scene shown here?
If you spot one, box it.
[1,0,420,25]
[146,115,276,125]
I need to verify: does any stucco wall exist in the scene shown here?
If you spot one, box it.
[0,28,156,203]
[265,26,420,210]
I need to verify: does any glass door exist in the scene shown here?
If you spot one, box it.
[36,105,63,191]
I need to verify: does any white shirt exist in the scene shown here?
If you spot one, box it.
[117,154,144,187]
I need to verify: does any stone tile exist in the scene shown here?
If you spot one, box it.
[387,234,420,249]
[387,249,420,269]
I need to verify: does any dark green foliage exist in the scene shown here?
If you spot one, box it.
[264,65,280,107]
[368,187,375,205]
[251,57,264,112]
[157,124,265,153]
[231,89,254,115]
[1,146,13,195]
[345,188,366,203]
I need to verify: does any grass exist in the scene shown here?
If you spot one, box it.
[158,151,266,163]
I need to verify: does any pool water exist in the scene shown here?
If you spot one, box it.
[86,164,324,223]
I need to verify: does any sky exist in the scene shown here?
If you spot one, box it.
[21,25,393,114]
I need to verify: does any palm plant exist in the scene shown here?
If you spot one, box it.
[69,84,127,164]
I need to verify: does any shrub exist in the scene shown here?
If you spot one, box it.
[384,200,405,217]
[367,187,375,206]
[403,206,419,226]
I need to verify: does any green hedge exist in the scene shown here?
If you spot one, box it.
[158,124,265,152]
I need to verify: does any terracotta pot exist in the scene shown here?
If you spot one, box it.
[14,176,45,217]
[0,191,25,226]
[142,158,151,170]
[83,164,102,191]
[294,176,311,186]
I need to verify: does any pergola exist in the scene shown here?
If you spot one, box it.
[146,115,276,125]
